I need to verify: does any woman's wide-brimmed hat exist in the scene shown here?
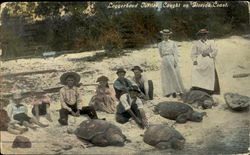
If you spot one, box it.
[160,29,173,35]
[196,29,209,35]
[13,92,22,100]
[128,85,141,93]
[116,68,126,74]
[60,72,81,85]
[96,75,109,82]
[131,66,143,72]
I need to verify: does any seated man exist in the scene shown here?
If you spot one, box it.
[130,66,154,100]
[31,91,53,127]
[113,68,133,99]
[58,72,101,126]
[116,86,148,129]
[6,92,39,130]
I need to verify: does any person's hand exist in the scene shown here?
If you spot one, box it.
[71,111,77,117]
[174,61,177,68]
[75,110,80,117]
[193,61,198,65]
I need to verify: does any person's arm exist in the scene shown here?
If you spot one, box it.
[6,103,14,121]
[136,98,148,128]
[139,109,148,128]
[142,75,149,99]
[110,85,119,103]
[209,40,218,58]
[59,88,72,112]
[127,109,142,125]
[114,80,127,91]
[34,104,40,121]
[23,104,28,114]
[76,88,83,111]
[158,42,163,57]
[173,42,179,66]
[191,41,198,65]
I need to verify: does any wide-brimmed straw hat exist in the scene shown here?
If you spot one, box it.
[128,85,141,93]
[116,68,126,74]
[196,29,209,35]
[96,76,109,82]
[60,72,81,85]
[160,29,173,35]
[13,92,22,100]
[131,66,143,72]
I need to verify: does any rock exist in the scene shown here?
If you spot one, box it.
[12,136,32,148]
[224,93,250,111]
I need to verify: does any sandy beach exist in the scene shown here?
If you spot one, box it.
[1,36,249,154]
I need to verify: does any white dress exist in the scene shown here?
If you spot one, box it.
[191,40,218,91]
[158,40,185,96]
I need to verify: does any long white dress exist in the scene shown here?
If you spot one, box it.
[191,40,218,91]
[158,40,185,96]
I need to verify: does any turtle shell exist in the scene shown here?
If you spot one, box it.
[143,124,184,147]
[155,102,193,120]
[75,119,121,140]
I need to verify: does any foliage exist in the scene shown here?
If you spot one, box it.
[0,1,249,58]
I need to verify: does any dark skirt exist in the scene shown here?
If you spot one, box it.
[191,69,220,95]
[13,113,31,124]
[32,102,50,116]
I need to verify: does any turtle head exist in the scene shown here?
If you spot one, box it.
[171,137,185,150]
[153,105,160,115]
[190,111,205,122]
[109,134,125,146]
[202,99,213,109]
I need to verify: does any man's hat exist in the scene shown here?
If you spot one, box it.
[116,68,126,74]
[128,85,140,93]
[13,92,22,100]
[131,66,143,72]
[160,29,172,35]
[197,29,209,35]
[60,72,81,85]
[96,75,109,82]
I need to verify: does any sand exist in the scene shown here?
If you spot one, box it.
[0,36,249,154]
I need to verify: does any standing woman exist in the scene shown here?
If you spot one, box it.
[89,76,118,113]
[158,29,185,98]
[191,29,220,95]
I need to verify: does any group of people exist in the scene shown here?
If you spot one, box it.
[158,28,220,99]
[0,28,220,135]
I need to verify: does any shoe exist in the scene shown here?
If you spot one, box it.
[172,93,177,98]
[165,94,172,98]
[58,119,68,126]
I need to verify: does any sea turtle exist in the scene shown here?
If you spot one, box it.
[224,93,250,111]
[154,101,206,123]
[75,119,127,147]
[184,90,215,109]
[143,124,185,150]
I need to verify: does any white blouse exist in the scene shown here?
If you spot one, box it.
[158,40,179,62]
[191,40,218,61]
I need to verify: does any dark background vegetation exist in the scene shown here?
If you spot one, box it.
[0,1,249,59]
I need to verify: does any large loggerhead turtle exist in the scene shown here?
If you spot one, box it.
[184,90,215,109]
[154,101,206,123]
[143,124,185,150]
[75,119,127,147]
